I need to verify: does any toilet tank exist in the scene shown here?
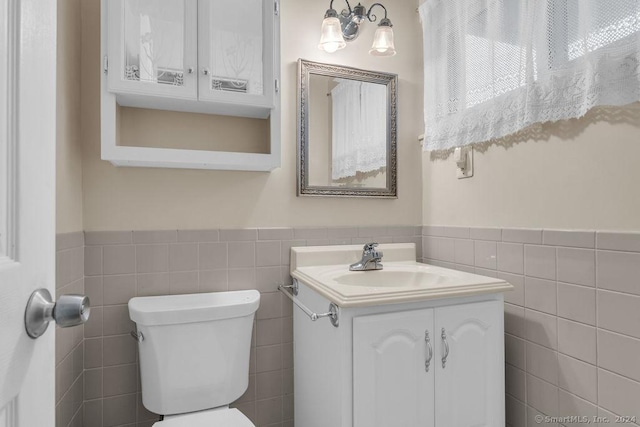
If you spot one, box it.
[129,290,260,415]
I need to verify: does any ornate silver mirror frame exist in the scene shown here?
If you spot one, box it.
[297,59,398,198]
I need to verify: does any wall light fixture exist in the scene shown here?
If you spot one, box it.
[318,1,396,56]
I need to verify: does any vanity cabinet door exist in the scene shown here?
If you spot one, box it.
[106,0,198,99]
[197,0,276,118]
[353,309,435,427]
[434,300,505,427]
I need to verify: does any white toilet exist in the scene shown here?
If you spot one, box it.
[128,290,260,427]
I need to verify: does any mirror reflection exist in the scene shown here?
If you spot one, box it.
[298,59,397,198]
[308,76,388,188]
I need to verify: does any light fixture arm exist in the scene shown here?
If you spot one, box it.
[366,3,390,25]
[329,0,353,16]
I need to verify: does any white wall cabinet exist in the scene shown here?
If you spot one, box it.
[106,0,199,101]
[101,0,281,171]
[197,0,274,114]
[294,285,505,427]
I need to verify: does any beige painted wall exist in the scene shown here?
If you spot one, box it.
[63,0,639,233]
[118,107,270,154]
[56,0,84,233]
[423,106,640,231]
[80,0,424,231]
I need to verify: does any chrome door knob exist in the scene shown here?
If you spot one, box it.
[24,289,90,339]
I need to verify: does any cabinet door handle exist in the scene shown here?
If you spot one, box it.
[202,68,210,76]
[441,328,450,369]
[425,330,433,372]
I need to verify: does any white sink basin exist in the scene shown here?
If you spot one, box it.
[290,244,513,307]
[326,266,454,288]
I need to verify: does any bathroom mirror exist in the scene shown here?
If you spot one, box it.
[297,59,397,198]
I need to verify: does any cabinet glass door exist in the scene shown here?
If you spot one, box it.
[107,0,198,99]
[198,0,274,115]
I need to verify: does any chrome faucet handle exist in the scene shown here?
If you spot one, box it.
[350,243,384,271]
[363,242,379,254]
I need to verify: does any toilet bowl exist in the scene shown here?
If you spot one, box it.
[128,290,260,426]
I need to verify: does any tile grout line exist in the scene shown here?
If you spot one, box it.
[595,247,600,410]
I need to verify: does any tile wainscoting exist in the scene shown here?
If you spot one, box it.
[56,232,85,427]
[56,226,640,427]
[422,226,640,427]
[74,226,421,427]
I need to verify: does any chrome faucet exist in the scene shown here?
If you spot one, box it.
[350,243,384,271]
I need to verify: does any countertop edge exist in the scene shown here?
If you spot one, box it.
[291,270,514,308]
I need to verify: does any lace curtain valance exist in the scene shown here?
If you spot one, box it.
[419,0,640,151]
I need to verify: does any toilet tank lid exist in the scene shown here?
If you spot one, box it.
[129,290,260,326]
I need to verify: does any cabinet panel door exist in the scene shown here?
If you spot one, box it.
[198,0,274,111]
[353,309,435,427]
[435,300,505,427]
[107,0,198,99]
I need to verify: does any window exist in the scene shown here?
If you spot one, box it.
[420,0,640,150]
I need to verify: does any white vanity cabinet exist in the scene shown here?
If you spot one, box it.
[353,300,503,427]
[101,0,281,171]
[294,285,505,427]
[353,309,435,427]
[434,301,504,427]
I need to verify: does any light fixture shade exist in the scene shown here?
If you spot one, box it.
[369,26,396,56]
[318,17,346,53]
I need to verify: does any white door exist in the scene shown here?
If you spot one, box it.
[435,300,505,427]
[353,309,435,427]
[0,0,57,425]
